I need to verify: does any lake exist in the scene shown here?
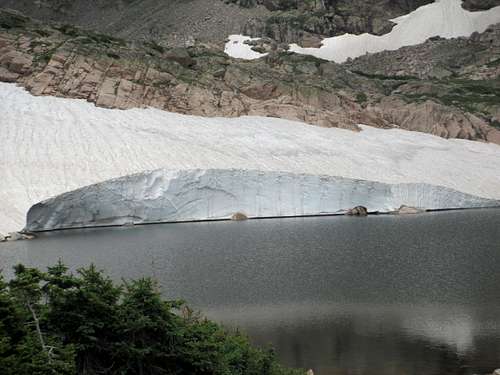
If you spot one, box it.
[1,209,500,375]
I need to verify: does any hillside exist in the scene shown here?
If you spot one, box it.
[1,9,499,143]
[0,0,434,47]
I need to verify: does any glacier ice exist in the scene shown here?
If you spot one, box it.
[225,0,500,63]
[1,82,500,233]
[25,169,499,231]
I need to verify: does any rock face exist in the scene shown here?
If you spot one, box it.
[0,0,433,47]
[345,23,500,80]
[240,0,434,45]
[462,0,500,11]
[24,169,499,232]
[0,0,271,47]
[0,9,499,143]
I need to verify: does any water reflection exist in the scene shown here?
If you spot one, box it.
[206,302,500,375]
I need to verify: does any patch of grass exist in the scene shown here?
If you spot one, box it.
[491,119,500,129]
[106,52,120,60]
[145,40,165,54]
[89,32,126,46]
[486,58,500,68]
[356,92,368,103]
[54,23,79,37]
[353,70,419,81]
[0,11,28,29]
[33,48,57,65]
[34,28,51,37]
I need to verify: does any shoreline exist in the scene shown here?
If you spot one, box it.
[11,205,500,236]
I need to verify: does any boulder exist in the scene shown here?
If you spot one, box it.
[5,232,35,241]
[231,212,248,221]
[397,205,426,214]
[345,206,368,216]
[165,48,196,68]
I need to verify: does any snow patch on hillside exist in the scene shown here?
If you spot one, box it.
[224,35,268,59]
[1,82,500,233]
[225,0,500,63]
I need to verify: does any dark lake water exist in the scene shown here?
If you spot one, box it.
[1,209,500,375]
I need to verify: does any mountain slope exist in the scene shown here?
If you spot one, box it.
[0,0,436,47]
[1,9,499,143]
[286,0,500,62]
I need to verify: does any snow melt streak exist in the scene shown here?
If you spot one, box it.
[1,82,500,233]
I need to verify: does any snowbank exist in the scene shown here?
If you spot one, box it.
[224,35,268,59]
[225,0,500,63]
[25,169,499,231]
[1,82,500,233]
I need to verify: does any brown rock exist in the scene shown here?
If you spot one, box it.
[397,205,426,214]
[231,212,248,221]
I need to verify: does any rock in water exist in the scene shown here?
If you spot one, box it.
[0,232,5,242]
[5,232,35,241]
[231,212,248,221]
[397,205,426,214]
[346,206,368,216]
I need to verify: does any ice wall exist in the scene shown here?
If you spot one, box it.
[25,169,499,232]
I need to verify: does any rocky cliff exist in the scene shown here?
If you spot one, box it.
[0,9,499,143]
[0,0,435,47]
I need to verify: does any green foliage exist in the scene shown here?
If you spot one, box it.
[145,41,166,54]
[486,58,500,68]
[33,48,57,65]
[352,70,419,81]
[356,92,367,103]
[0,263,302,375]
[0,10,29,30]
[55,24,79,37]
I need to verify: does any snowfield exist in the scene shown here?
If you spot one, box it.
[225,0,500,63]
[1,82,500,232]
[224,35,268,59]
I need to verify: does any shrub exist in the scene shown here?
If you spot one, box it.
[0,262,303,375]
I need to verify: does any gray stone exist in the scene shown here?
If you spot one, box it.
[345,206,368,216]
